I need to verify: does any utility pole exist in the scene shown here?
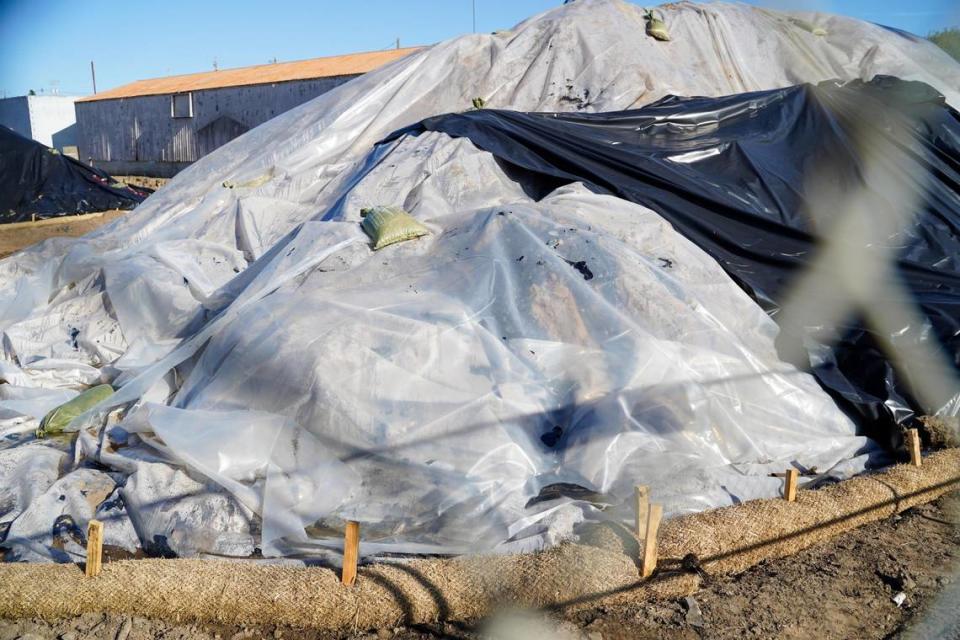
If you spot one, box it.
[396,37,400,49]
[90,61,97,95]
[472,0,477,33]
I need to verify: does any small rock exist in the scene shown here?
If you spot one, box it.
[877,569,914,592]
[376,629,391,640]
[683,596,705,628]
[587,632,603,640]
[115,616,132,640]
[273,629,283,639]
[59,633,77,640]
[893,592,907,607]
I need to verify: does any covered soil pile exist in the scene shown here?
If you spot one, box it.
[3,0,960,563]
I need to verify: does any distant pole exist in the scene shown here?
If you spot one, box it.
[90,61,97,95]
[396,37,400,49]
[472,0,476,33]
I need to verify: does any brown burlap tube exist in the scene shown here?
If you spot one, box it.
[2,449,957,630]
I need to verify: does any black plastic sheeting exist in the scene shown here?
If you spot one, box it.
[0,126,147,223]
[391,77,960,446]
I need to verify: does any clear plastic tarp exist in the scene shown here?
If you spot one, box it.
[3,0,958,560]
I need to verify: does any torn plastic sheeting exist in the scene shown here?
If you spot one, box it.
[396,77,960,446]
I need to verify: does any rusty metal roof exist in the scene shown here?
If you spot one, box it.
[78,47,421,102]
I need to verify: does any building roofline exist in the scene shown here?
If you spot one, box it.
[77,47,422,103]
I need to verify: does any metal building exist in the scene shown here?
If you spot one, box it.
[0,95,78,154]
[75,48,418,177]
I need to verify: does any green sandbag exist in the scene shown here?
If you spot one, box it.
[788,17,827,36]
[222,167,275,189]
[360,206,430,250]
[36,384,114,438]
[646,10,670,41]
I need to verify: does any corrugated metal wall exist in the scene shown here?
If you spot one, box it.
[76,76,354,171]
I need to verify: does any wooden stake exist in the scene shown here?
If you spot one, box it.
[341,521,360,586]
[634,485,649,540]
[641,504,663,578]
[784,468,799,502]
[908,428,922,467]
[85,519,104,578]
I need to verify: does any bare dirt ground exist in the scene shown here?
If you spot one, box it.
[2,492,957,640]
[0,210,126,259]
[0,175,165,259]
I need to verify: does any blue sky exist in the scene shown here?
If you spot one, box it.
[1,0,957,97]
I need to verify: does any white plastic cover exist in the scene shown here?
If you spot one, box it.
[3,0,957,559]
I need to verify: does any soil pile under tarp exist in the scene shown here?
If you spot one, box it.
[0,126,146,222]
[1,0,960,563]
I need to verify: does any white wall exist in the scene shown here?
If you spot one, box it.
[26,95,78,149]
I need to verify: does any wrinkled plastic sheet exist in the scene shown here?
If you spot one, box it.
[395,77,960,446]
[0,127,146,222]
[2,0,957,559]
